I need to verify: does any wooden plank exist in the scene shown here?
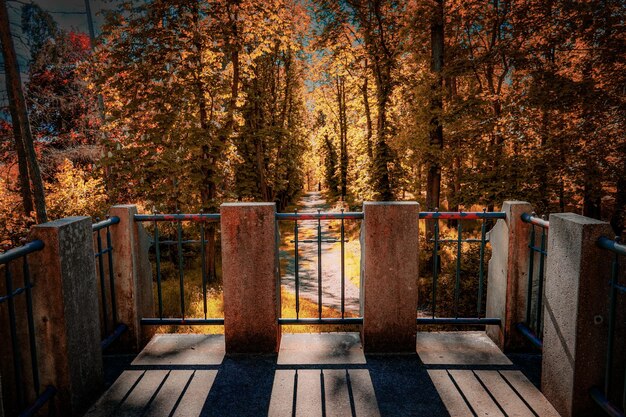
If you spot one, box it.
[268,370,296,417]
[295,370,323,417]
[143,370,193,417]
[500,371,561,417]
[347,369,381,417]
[427,370,474,417]
[117,370,169,417]
[171,370,217,417]
[449,370,505,417]
[323,369,352,417]
[474,371,535,417]
[84,370,144,417]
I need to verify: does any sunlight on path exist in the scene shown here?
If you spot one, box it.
[279,192,361,316]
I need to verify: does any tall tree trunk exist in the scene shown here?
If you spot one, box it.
[361,60,373,161]
[5,72,33,216]
[426,0,444,215]
[337,76,348,199]
[0,0,47,222]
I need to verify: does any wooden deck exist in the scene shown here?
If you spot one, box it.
[85,332,560,417]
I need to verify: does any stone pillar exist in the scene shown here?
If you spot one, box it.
[485,201,533,350]
[361,202,419,353]
[29,217,103,416]
[221,203,280,353]
[541,213,614,417]
[108,205,155,351]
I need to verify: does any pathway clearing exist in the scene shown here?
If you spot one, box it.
[278,191,361,316]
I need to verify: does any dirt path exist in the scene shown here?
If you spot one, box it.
[279,192,361,316]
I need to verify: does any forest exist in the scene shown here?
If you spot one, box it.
[1,0,625,248]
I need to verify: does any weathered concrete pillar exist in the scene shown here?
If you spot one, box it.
[361,202,419,353]
[29,217,103,416]
[541,213,614,417]
[108,205,155,351]
[221,203,280,353]
[485,201,533,350]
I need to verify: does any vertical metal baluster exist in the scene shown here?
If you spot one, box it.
[454,218,462,318]
[525,219,536,328]
[536,220,546,334]
[341,210,345,319]
[154,213,163,319]
[318,209,322,319]
[200,220,208,320]
[294,209,300,319]
[96,220,109,335]
[106,220,117,325]
[605,247,618,398]
[477,211,487,318]
[5,261,25,408]
[432,211,440,319]
[176,212,185,319]
[23,256,40,396]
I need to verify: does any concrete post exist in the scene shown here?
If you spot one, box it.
[108,205,155,351]
[361,202,419,353]
[221,203,280,353]
[541,213,614,417]
[29,217,103,416]
[485,201,533,350]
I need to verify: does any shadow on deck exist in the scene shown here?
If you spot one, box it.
[86,332,559,417]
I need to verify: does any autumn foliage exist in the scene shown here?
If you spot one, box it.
[1,0,624,247]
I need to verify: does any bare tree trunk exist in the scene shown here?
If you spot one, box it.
[5,73,33,215]
[426,0,444,218]
[0,0,47,222]
[336,76,348,199]
[361,59,373,161]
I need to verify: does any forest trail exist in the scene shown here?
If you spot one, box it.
[279,192,361,316]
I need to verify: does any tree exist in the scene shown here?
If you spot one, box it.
[0,0,47,222]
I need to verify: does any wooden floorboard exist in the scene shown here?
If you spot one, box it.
[428,370,475,417]
[501,370,561,417]
[475,371,535,417]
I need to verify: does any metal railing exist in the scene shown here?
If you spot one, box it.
[591,237,626,417]
[0,241,56,417]
[134,212,223,326]
[417,210,506,326]
[92,216,127,350]
[276,210,364,325]
[516,212,549,349]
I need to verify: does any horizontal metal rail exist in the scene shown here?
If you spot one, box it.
[592,236,625,416]
[517,212,549,348]
[92,215,120,231]
[276,211,363,220]
[515,322,543,349]
[0,240,44,264]
[278,317,363,325]
[521,212,550,229]
[18,385,57,417]
[135,213,220,222]
[141,318,224,326]
[417,317,501,326]
[598,236,626,256]
[420,211,506,220]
